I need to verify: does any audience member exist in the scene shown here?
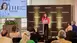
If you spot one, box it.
[20,32,35,43]
[51,40,60,43]
[21,30,30,39]
[0,29,8,37]
[2,25,6,31]
[71,21,77,33]
[65,22,72,32]
[20,32,29,43]
[0,31,13,43]
[0,25,7,37]
[10,25,20,38]
[51,30,72,43]
[64,22,77,41]
[30,28,39,43]
[26,40,35,43]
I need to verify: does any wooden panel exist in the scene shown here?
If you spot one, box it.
[27,5,71,36]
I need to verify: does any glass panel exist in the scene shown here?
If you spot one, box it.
[21,18,27,27]
[2,19,5,23]
[7,18,15,20]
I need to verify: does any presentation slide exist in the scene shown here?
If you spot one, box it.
[0,0,27,18]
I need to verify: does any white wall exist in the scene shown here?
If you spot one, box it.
[28,0,77,25]
[32,0,49,5]
[27,0,32,5]
[27,0,74,5]
[27,0,75,22]
[75,0,77,25]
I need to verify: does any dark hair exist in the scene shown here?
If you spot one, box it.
[1,2,8,10]
[12,25,17,32]
[72,21,76,25]
[67,22,71,25]
[1,30,8,36]
[42,13,48,19]
[30,27,35,32]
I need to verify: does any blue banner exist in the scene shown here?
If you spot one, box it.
[0,0,27,18]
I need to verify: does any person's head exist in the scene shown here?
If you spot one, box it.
[67,22,71,26]
[2,25,6,30]
[1,2,8,10]
[1,30,8,37]
[58,30,66,39]
[22,32,30,40]
[12,25,17,32]
[29,27,35,32]
[51,40,60,43]
[43,13,47,17]
[71,21,76,25]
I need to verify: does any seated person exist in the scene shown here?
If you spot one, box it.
[71,21,77,33]
[10,25,20,38]
[0,30,13,43]
[20,32,35,43]
[0,29,8,37]
[65,22,72,32]
[0,25,7,37]
[51,30,72,43]
[21,30,30,38]
[27,40,35,43]
[30,28,37,43]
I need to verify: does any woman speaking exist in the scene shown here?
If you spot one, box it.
[42,13,50,43]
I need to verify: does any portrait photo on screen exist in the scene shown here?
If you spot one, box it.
[0,0,27,18]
